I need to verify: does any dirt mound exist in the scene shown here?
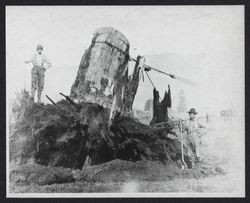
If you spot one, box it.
[9,159,224,193]
[10,163,75,186]
[73,159,223,183]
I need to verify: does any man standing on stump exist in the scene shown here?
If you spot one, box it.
[24,44,52,103]
[183,108,205,168]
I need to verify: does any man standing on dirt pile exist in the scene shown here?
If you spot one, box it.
[24,44,52,103]
[183,108,205,168]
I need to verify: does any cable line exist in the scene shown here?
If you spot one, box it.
[95,40,200,89]
[145,71,156,89]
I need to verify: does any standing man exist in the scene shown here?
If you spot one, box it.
[183,108,205,168]
[24,44,52,103]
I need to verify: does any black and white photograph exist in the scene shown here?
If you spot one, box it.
[6,5,245,197]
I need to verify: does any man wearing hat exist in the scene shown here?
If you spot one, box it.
[183,108,205,168]
[24,44,52,103]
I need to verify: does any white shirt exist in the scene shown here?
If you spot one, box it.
[31,53,52,69]
[185,118,204,137]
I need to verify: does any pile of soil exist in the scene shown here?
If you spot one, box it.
[9,159,224,193]
[73,159,222,183]
[10,163,75,186]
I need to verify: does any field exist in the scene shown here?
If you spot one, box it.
[8,116,244,196]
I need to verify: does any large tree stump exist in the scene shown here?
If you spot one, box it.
[9,28,189,170]
[10,90,188,169]
[70,27,141,119]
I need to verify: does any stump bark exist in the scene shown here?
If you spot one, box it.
[70,27,141,119]
[150,85,172,126]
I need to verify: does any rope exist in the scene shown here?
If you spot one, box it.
[145,71,163,101]
[145,71,155,89]
[143,64,200,88]
[95,41,131,59]
[144,64,175,78]
[173,75,200,88]
[95,40,200,89]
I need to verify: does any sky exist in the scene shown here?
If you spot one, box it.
[6,6,244,117]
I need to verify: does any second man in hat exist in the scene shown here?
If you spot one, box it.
[183,108,205,168]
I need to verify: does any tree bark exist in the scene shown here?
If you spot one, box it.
[150,85,172,126]
[70,27,141,120]
[122,55,142,116]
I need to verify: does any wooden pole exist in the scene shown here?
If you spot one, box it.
[180,119,187,169]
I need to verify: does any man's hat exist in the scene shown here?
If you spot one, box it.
[187,108,198,114]
[36,44,43,50]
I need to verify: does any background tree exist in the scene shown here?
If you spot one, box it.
[177,89,187,113]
